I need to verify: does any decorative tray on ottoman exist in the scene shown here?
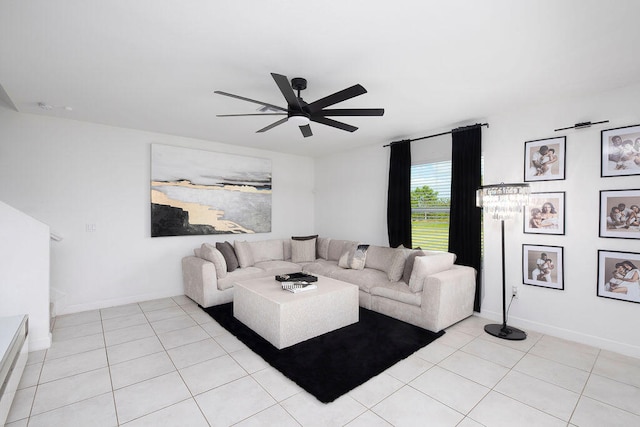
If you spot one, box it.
[275,272,318,283]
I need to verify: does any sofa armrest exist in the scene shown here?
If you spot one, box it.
[182,256,220,307]
[420,265,476,332]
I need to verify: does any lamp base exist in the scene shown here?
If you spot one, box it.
[484,323,527,341]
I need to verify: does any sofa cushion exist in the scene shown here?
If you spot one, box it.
[409,252,456,292]
[291,238,316,263]
[365,246,406,282]
[402,249,426,284]
[302,259,340,277]
[216,266,264,290]
[248,240,284,263]
[330,267,389,294]
[328,239,355,261]
[254,260,301,275]
[317,237,331,260]
[216,241,239,272]
[283,239,292,261]
[201,243,227,279]
[234,241,255,268]
[371,282,422,307]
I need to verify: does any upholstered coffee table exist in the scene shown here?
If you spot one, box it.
[233,275,359,349]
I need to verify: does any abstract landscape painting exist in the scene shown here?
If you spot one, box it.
[151,144,271,237]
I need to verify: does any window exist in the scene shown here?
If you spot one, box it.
[411,161,451,251]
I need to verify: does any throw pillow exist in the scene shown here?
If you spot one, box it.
[408,252,456,292]
[291,238,316,263]
[216,241,239,272]
[350,244,369,270]
[402,249,425,284]
[234,240,255,268]
[200,243,227,279]
[291,234,319,241]
[338,241,359,269]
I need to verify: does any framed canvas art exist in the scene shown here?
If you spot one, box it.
[597,250,640,304]
[601,124,640,177]
[150,144,272,237]
[522,244,564,290]
[524,136,566,182]
[599,189,640,239]
[524,192,565,235]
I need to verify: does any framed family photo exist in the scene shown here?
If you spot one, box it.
[522,244,564,290]
[597,250,640,304]
[599,189,640,239]
[524,192,565,235]
[524,136,566,182]
[601,124,640,177]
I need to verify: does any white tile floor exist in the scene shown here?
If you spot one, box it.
[6,295,640,426]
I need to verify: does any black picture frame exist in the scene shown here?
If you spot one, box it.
[522,244,564,290]
[598,189,640,239]
[601,124,640,177]
[524,136,566,182]
[597,250,640,304]
[523,192,565,235]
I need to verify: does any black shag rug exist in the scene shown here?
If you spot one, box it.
[203,303,444,403]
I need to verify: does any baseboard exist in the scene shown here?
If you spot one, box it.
[475,310,640,359]
[55,290,184,316]
[29,332,52,352]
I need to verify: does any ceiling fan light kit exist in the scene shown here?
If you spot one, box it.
[287,114,310,127]
[214,73,384,137]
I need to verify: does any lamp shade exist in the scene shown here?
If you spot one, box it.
[477,183,530,220]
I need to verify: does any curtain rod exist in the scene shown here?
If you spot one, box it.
[383,123,489,147]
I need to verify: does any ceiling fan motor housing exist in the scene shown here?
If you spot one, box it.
[291,77,307,91]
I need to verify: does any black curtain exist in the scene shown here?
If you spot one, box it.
[387,140,412,248]
[449,126,483,312]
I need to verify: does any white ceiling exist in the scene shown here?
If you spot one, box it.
[2,0,640,157]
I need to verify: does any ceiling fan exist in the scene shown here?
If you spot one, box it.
[214,73,384,137]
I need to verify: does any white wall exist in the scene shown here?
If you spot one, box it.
[0,106,315,316]
[0,201,51,350]
[315,83,640,358]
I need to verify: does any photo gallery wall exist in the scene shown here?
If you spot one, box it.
[522,124,640,304]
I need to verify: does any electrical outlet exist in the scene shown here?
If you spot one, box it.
[512,286,518,298]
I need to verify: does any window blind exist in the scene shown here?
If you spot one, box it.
[410,161,451,251]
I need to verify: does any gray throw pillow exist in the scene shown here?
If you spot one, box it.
[291,238,316,263]
[216,241,239,272]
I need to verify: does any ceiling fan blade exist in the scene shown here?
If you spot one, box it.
[217,113,287,117]
[307,84,367,113]
[271,73,302,110]
[214,91,287,112]
[314,108,384,117]
[310,116,358,133]
[256,117,288,133]
[299,124,313,138]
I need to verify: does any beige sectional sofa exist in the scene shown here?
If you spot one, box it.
[182,237,476,332]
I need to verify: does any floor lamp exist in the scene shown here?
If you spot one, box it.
[477,183,530,341]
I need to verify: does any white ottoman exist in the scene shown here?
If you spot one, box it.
[233,275,359,349]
